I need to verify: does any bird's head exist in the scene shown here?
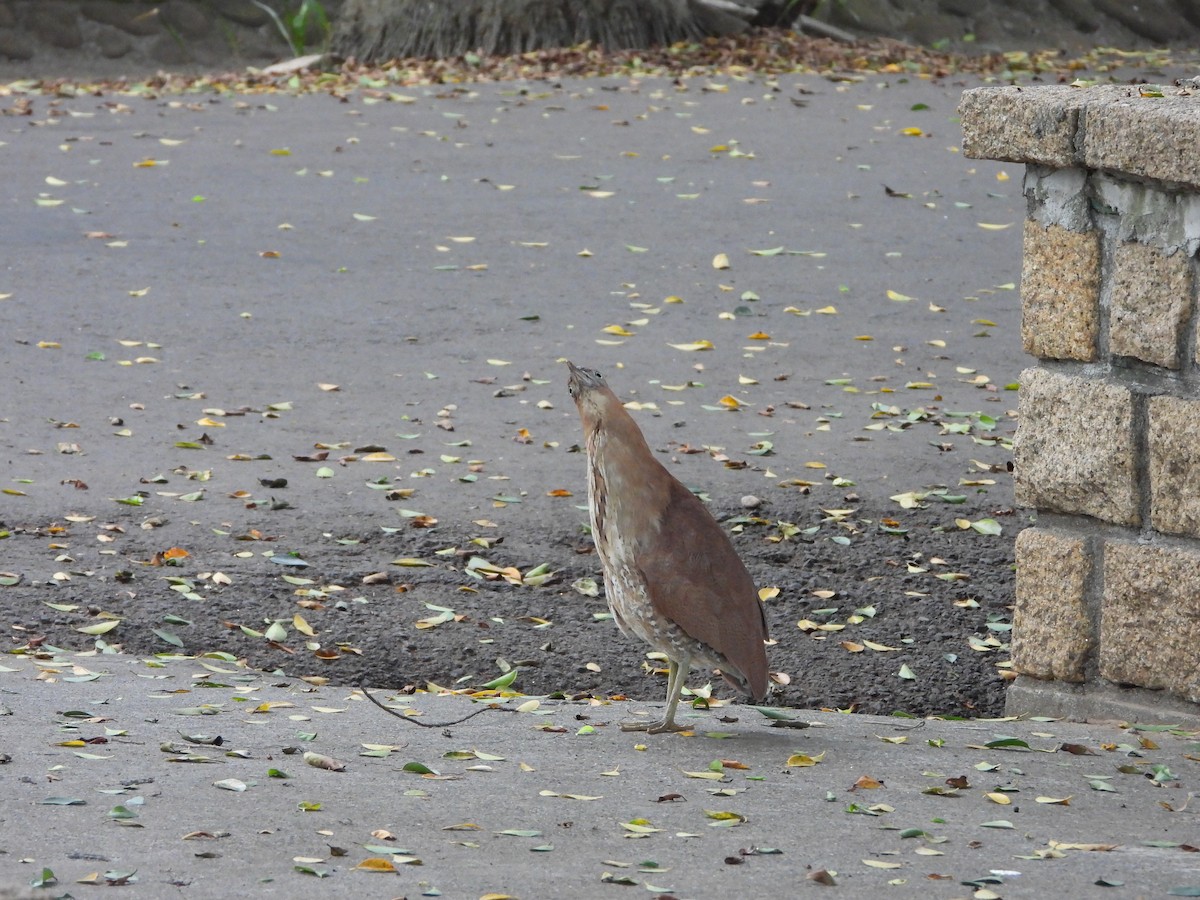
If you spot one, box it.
[565,360,617,424]
[565,360,607,399]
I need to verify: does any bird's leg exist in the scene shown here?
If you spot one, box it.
[649,654,691,733]
[621,654,693,734]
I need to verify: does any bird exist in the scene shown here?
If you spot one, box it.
[565,361,769,733]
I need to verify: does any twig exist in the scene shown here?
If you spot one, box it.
[359,680,518,728]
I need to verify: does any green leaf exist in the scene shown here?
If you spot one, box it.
[152,628,184,648]
[897,664,916,680]
[480,669,518,690]
[42,797,86,806]
[294,864,332,877]
[979,820,1014,829]
[30,867,57,888]
[747,705,799,721]
[983,737,1030,750]
[403,761,437,775]
[970,518,1002,536]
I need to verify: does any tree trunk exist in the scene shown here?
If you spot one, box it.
[332,0,749,62]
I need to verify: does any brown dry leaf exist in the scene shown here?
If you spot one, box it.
[1049,841,1117,852]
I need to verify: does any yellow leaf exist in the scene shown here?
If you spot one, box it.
[977,222,1013,230]
[900,127,923,136]
[986,792,1012,805]
[718,395,743,409]
[683,770,726,780]
[360,452,396,462]
[354,858,397,872]
[862,640,899,652]
[739,375,759,385]
[75,619,120,635]
[668,340,714,352]
[747,331,770,340]
[293,614,316,637]
[37,341,61,349]
[603,325,635,336]
[815,305,838,315]
[886,289,914,302]
[786,751,825,767]
[863,859,904,869]
[664,295,684,304]
[195,418,225,428]
[487,359,511,366]
[712,253,730,270]
[758,586,779,601]
[128,287,150,297]
[803,461,826,469]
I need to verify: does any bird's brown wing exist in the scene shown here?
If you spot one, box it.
[635,476,769,700]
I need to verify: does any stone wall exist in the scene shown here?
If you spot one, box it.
[0,0,341,73]
[961,82,1200,724]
